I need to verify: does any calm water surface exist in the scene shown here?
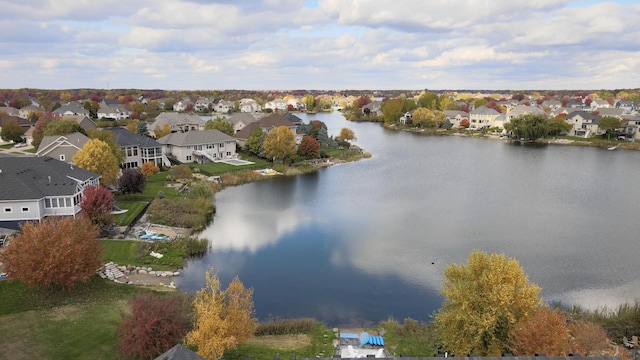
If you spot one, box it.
[176,112,640,326]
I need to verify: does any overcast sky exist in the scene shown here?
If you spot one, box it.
[1,0,639,91]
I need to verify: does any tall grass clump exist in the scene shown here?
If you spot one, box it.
[255,318,318,336]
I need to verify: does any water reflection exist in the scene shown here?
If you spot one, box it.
[177,112,640,324]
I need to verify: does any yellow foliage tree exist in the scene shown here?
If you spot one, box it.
[140,161,160,177]
[262,126,296,164]
[73,139,120,186]
[126,119,139,134]
[187,270,257,360]
[435,250,541,356]
[154,123,172,139]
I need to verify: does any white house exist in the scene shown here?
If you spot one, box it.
[264,99,288,112]
[239,98,261,113]
[564,111,602,137]
[469,105,500,130]
[157,129,237,163]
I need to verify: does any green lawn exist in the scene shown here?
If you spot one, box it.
[114,171,182,202]
[113,201,148,226]
[101,239,197,270]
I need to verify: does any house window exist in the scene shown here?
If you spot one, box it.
[45,198,51,207]
[60,154,66,161]
[226,151,232,156]
[220,143,224,148]
[206,144,213,149]
[4,207,12,213]
[22,207,29,212]
[186,155,192,161]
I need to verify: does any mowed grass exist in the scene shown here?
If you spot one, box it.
[113,201,148,226]
[0,278,163,360]
[114,171,183,202]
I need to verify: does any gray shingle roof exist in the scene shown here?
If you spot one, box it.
[36,132,90,155]
[153,344,205,360]
[0,156,99,201]
[107,127,162,148]
[156,129,235,146]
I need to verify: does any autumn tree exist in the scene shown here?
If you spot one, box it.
[45,119,87,137]
[599,116,622,140]
[460,119,470,128]
[0,119,25,143]
[118,168,146,196]
[297,135,319,158]
[435,251,541,356]
[141,161,160,177]
[86,128,125,163]
[187,271,257,360]
[338,128,356,143]
[412,107,436,128]
[417,91,439,109]
[117,294,192,359]
[126,119,139,133]
[262,126,296,164]
[73,139,120,186]
[83,100,99,118]
[0,216,102,290]
[381,98,404,125]
[80,185,115,230]
[205,118,234,135]
[510,306,609,356]
[154,123,172,139]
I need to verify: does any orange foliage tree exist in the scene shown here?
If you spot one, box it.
[0,217,102,290]
[117,294,192,359]
[510,306,609,356]
[141,161,160,177]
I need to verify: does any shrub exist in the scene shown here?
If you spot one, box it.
[117,293,192,359]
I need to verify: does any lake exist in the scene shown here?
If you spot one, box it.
[175,112,640,326]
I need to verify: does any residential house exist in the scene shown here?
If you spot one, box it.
[35,132,90,163]
[615,100,636,114]
[399,111,413,125]
[567,98,585,109]
[53,103,89,117]
[107,127,166,168]
[620,116,640,140]
[194,98,212,112]
[215,99,235,113]
[493,112,508,131]
[469,105,500,130]
[234,113,297,147]
[264,99,288,112]
[505,105,546,128]
[61,114,98,131]
[97,101,130,120]
[239,98,261,113]
[287,98,306,111]
[0,106,20,117]
[548,107,572,118]
[541,99,562,111]
[157,129,237,164]
[0,156,100,230]
[228,113,261,134]
[18,104,44,119]
[564,110,602,137]
[149,112,206,136]
[283,112,303,126]
[361,101,382,116]
[596,108,625,119]
[173,98,192,112]
[0,114,32,143]
[590,99,611,111]
[443,110,469,128]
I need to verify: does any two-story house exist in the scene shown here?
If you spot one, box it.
[107,127,166,168]
[0,156,100,230]
[215,100,235,113]
[564,111,602,137]
[469,105,500,130]
[228,113,261,134]
[239,98,262,113]
[35,132,90,163]
[443,110,469,128]
[157,129,237,164]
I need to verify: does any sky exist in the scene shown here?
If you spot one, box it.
[1,0,639,91]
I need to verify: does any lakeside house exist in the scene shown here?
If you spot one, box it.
[0,156,100,231]
[234,113,298,147]
[107,127,167,168]
[148,112,206,136]
[157,129,237,164]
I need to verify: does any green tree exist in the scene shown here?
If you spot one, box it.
[598,116,621,140]
[302,94,316,111]
[45,119,87,137]
[417,91,440,110]
[0,119,25,143]
[246,127,264,155]
[547,117,572,136]
[435,250,542,356]
[504,114,548,140]
[262,126,296,164]
[73,139,120,186]
[205,117,234,135]
[136,120,149,137]
[382,98,404,125]
[83,100,99,118]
